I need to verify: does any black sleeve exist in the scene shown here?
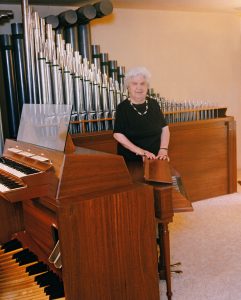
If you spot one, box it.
[113,105,126,134]
[160,109,168,127]
[152,99,168,127]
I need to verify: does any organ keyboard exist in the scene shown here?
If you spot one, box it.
[0,140,57,203]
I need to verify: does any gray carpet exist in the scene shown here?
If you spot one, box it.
[160,192,241,300]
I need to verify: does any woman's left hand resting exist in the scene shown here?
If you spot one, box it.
[156,149,170,161]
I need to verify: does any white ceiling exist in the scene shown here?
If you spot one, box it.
[111,0,241,14]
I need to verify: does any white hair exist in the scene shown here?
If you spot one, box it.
[124,66,151,88]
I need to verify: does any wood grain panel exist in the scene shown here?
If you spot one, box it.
[168,118,236,200]
[72,117,237,201]
[23,199,57,255]
[0,200,23,243]
[57,152,132,199]
[58,184,159,300]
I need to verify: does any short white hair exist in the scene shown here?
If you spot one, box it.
[124,66,151,88]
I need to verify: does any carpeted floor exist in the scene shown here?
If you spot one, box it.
[159,190,241,300]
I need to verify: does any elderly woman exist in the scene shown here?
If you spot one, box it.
[113,66,170,162]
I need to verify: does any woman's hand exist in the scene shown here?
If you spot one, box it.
[142,150,156,160]
[156,148,170,161]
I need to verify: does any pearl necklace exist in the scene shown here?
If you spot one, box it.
[129,100,149,116]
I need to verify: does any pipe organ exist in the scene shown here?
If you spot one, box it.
[0,0,228,143]
[0,0,237,299]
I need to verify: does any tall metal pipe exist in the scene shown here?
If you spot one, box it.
[0,34,19,138]
[100,52,109,76]
[117,65,125,94]
[76,4,96,62]
[92,44,101,71]
[109,60,118,81]
[77,23,92,62]
[65,26,79,52]
[29,7,38,104]
[11,23,27,112]
[21,0,33,103]
[58,10,77,48]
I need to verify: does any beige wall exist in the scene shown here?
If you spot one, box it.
[1,5,241,167]
[91,8,241,167]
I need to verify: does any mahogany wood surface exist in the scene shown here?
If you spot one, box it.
[57,150,132,199]
[22,199,58,258]
[168,117,237,201]
[144,159,172,184]
[58,184,160,300]
[72,116,237,201]
[0,200,24,242]
[0,139,161,299]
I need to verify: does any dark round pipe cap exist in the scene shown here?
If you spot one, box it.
[45,15,60,29]
[94,0,113,18]
[58,10,77,26]
[76,4,96,23]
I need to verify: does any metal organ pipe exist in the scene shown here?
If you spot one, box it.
[91,44,101,71]
[0,35,19,138]
[8,0,128,135]
[21,0,34,103]
[1,0,223,139]
[76,4,96,63]
[117,66,125,96]
[58,10,78,52]
[77,24,92,62]
[11,23,27,112]
[108,60,118,81]
[100,53,109,77]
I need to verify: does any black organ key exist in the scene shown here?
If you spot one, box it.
[35,271,65,299]
[0,239,65,299]
[0,156,39,175]
[26,261,49,275]
[12,248,38,265]
[1,238,22,253]
[0,173,23,189]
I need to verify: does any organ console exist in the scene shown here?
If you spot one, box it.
[2,104,188,299]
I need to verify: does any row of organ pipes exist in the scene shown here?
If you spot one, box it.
[0,0,226,151]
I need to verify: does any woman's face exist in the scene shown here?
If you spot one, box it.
[128,75,148,104]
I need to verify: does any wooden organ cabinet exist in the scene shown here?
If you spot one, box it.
[0,103,173,300]
[72,116,237,202]
[0,138,161,299]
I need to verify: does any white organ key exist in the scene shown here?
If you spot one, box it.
[0,183,10,192]
[0,162,26,178]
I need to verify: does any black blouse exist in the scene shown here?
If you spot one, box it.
[113,98,167,161]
